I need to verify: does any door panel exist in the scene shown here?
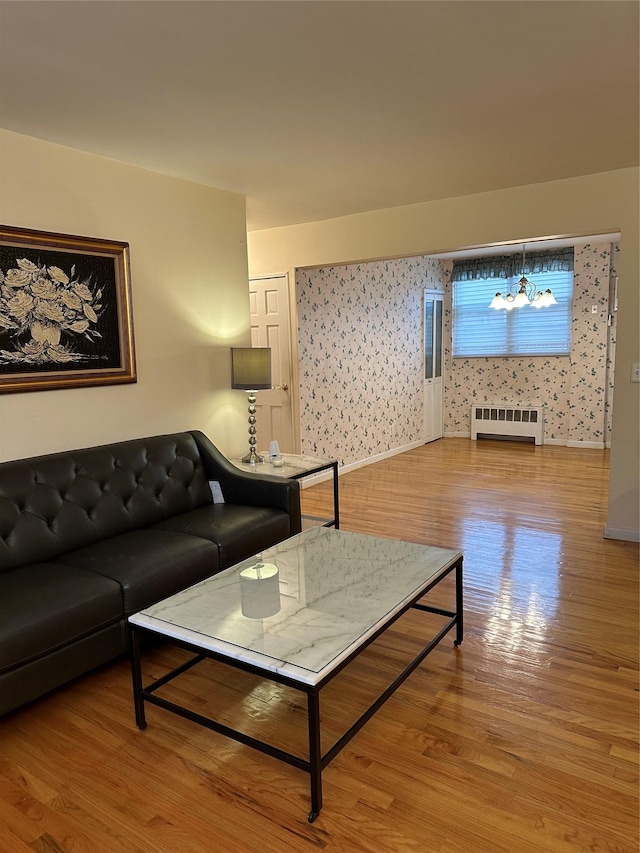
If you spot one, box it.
[424,290,444,443]
[249,275,294,452]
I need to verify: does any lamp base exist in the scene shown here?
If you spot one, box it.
[242,449,265,465]
[242,390,264,464]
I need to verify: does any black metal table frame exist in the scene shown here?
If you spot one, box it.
[289,457,339,530]
[237,455,339,529]
[129,555,462,822]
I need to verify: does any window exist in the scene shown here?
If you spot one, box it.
[451,249,573,358]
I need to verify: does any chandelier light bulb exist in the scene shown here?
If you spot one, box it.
[513,286,530,309]
[486,245,557,309]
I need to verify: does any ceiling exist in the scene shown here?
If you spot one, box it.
[0,1,638,233]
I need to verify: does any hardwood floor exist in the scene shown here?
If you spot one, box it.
[1,438,637,852]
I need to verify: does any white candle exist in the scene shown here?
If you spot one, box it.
[240,562,281,618]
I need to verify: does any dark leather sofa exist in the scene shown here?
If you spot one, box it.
[0,429,301,715]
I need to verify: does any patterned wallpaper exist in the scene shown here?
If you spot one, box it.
[296,242,617,467]
[444,241,616,446]
[296,257,442,466]
[569,242,614,444]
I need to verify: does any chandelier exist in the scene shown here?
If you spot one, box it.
[489,245,558,310]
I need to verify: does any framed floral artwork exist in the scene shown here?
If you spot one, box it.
[0,225,136,392]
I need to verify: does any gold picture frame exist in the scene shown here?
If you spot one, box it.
[0,225,136,393]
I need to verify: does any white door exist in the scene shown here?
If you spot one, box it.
[249,275,295,452]
[424,290,444,442]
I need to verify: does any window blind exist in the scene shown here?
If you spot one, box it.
[452,268,573,358]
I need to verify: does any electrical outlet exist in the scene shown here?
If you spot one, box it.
[632,364,640,383]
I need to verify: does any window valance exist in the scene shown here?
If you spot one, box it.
[451,247,574,282]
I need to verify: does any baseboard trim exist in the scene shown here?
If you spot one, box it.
[298,440,425,488]
[339,440,425,477]
[443,431,610,449]
[567,440,606,449]
[444,433,607,449]
[603,525,640,542]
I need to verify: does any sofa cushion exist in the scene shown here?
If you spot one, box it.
[0,564,122,673]
[153,504,291,567]
[58,529,220,615]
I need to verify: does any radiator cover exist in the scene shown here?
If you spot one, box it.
[471,405,544,445]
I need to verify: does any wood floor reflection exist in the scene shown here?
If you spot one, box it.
[0,438,637,852]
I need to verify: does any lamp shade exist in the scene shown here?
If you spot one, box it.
[231,347,272,390]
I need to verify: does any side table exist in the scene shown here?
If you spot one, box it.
[232,453,339,529]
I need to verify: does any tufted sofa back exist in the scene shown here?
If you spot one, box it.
[0,432,212,572]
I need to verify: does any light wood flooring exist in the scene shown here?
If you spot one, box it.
[0,438,638,852]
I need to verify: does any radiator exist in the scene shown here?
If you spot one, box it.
[471,404,544,445]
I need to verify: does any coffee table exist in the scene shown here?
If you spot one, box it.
[129,527,463,821]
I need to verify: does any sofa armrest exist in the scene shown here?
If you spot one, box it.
[189,430,302,535]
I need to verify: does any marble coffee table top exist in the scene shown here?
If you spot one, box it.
[129,527,461,686]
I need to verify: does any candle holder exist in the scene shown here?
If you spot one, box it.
[240,562,281,618]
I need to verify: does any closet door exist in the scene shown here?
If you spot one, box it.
[424,290,444,442]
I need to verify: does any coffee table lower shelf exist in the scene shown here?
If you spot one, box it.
[129,556,462,822]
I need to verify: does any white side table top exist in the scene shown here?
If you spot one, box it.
[232,453,336,478]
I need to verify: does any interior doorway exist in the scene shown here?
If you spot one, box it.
[252,233,620,467]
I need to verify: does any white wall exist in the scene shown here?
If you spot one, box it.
[0,129,252,461]
[249,168,640,540]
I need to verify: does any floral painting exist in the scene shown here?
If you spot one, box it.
[0,225,136,392]
[0,257,104,365]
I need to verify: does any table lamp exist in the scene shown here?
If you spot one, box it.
[231,347,272,464]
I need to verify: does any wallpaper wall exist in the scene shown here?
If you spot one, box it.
[296,241,617,468]
[570,242,615,445]
[444,241,616,446]
[296,257,443,466]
